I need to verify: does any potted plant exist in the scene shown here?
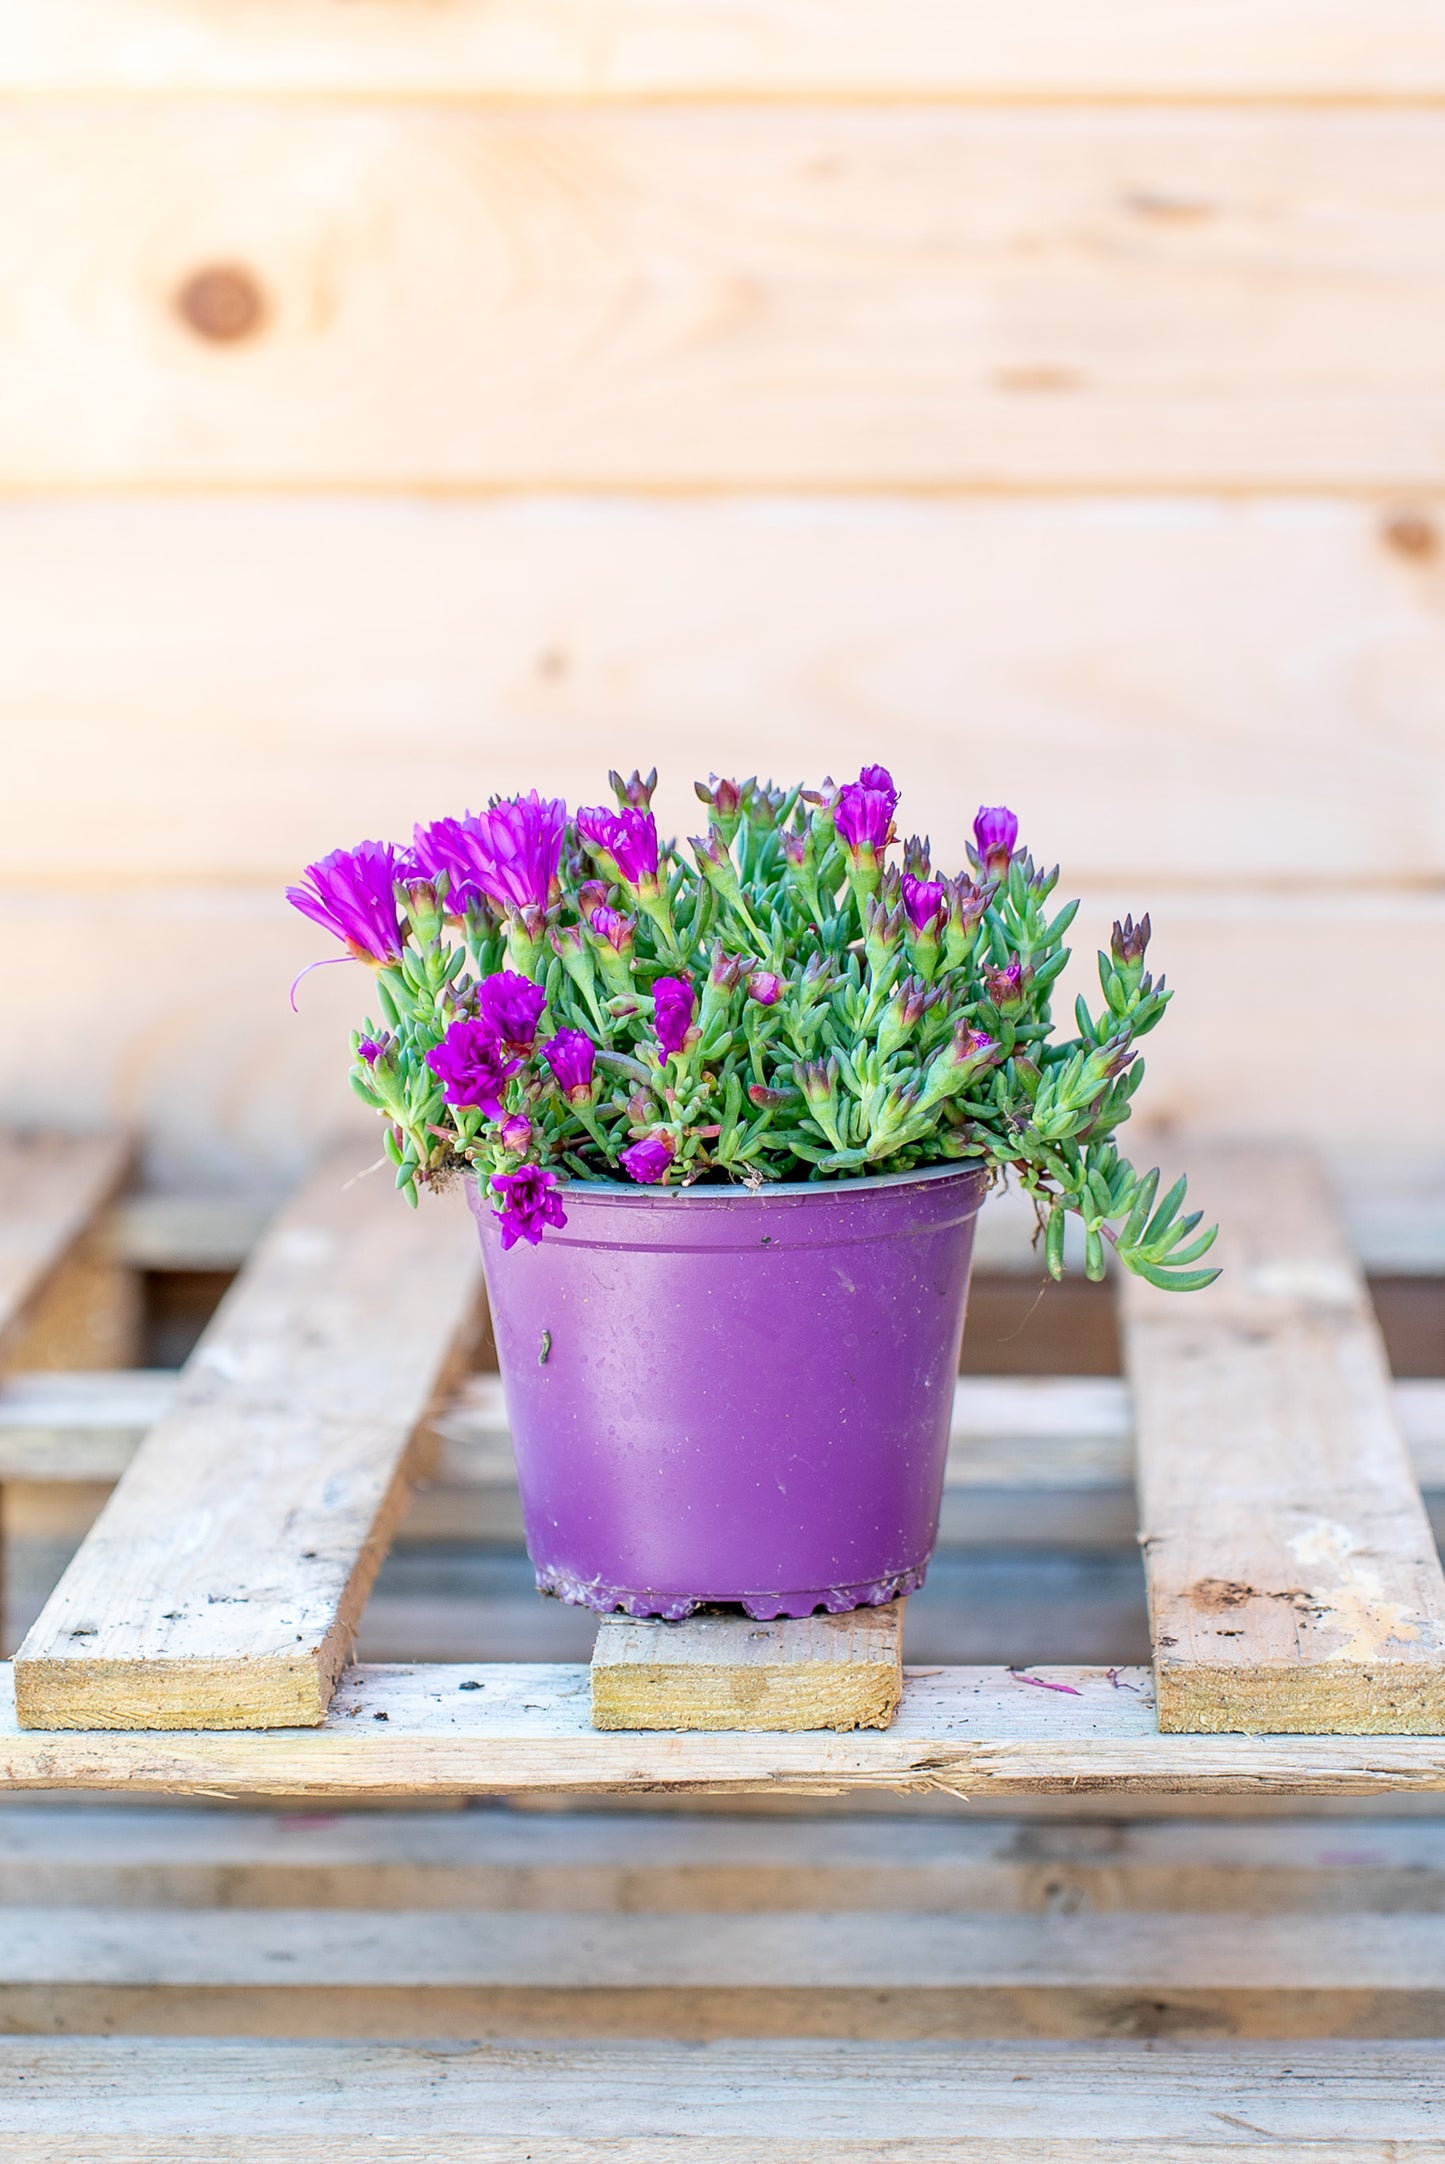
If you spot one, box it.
[288,766,1215,1620]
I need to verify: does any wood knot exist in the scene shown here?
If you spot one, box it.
[175,264,267,345]
[1382,509,1438,561]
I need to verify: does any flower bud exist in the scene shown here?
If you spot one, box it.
[1109,913,1153,998]
[748,970,783,1007]
[609,766,658,809]
[694,774,746,845]
[983,957,1029,1013]
[973,804,1019,884]
[902,834,932,880]
[795,1057,839,1109]
[863,895,904,978]
[499,1114,533,1156]
[942,877,992,971]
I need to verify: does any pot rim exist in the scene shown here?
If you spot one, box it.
[533,1158,990,1205]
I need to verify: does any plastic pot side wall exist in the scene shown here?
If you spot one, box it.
[471,1162,989,1620]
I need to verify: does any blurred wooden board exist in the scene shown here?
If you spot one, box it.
[1,2035,1443,2156]
[1127,1145,1445,1734]
[9,0,1445,97]
[0,1135,134,1370]
[5,500,1445,891]
[591,1607,904,1732]
[12,1151,483,1732]
[7,1906,1445,2044]
[5,108,1445,488]
[6,1663,1445,1799]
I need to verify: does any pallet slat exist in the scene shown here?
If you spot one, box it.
[11,1149,483,1732]
[7,108,1445,489]
[1126,1145,1445,1736]
[1,2036,1443,2158]
[5,1903,1445,1993]
[590,1606,904,1732]
[5,1662,1445,1798]
[0,1134,133,1369]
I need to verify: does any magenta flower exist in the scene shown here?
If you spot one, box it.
[414,794,566,918]
[588,906,636,954]
[409,818,490,915]
[426,1018,521,1117]
[357,1036,386,1066]
[476,970,546,1052]
[490,1165,568,1251]
[901,875,948,935]
[620,1134,674,1185]
[974,804,1019,880]
[543,1027,597,1102]
[834,767,898,856]
[653,975,696,1060]
[748,970,783,1006]
[575,805,660,889]
[286,842,405,964]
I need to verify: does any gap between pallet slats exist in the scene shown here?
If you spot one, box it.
[1125,1143,1445,1735]
[10,1147,484,1732]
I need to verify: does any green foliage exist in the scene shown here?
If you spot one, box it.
[339,773,1217,1287]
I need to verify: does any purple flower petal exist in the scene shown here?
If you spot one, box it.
[652,975,696,1060]
[475,970,547,1052]
[834,767,899,855]
[543,1027,597,1101]
[619,1134,675,1185]
[575,805,660,888]
[413,794,566,918]
[286,842,405,965]
[490,1164,568,1250]
[426,1018,521,1116]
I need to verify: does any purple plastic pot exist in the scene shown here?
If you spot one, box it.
[469,1162,988,1620]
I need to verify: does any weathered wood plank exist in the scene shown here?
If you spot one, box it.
[6,109,1445,489]
[0,1134,133,1370]
[1126,1144,1445,1735]
[9,0,1445,98]
[4,1805,1444,1914]
[18,1904,1445,1992]
[11,1150,483,1732]
[0,2036,1443,2159]
[6,1662,1445,1799]
[7,501,1445,893]
[591,1606,904,1732]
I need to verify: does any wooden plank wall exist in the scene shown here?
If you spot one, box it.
[2,5,1443,1185]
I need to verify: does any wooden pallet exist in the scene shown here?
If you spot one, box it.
[2,1128,1445,2159]
[2,1131,1445,1756]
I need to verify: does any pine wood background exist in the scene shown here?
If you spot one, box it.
[3,3,1444,1188]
